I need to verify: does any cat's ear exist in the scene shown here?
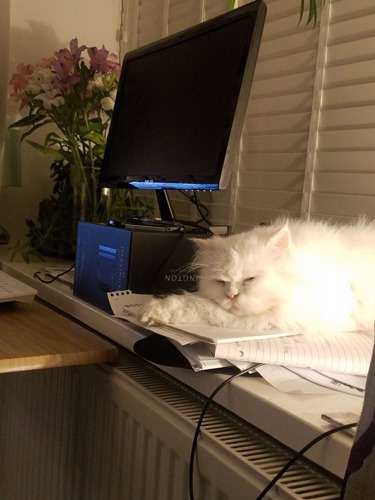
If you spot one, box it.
[190,237,217,249]
[266,225,290,260]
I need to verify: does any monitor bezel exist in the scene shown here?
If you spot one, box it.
[99,0,267,192]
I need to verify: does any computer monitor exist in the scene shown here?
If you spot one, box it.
[100,0,266,220]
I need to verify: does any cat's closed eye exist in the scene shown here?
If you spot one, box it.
[243,277,255,284]
[215,279,227,285]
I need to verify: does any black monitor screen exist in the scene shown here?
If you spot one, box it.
[100,0,266,191]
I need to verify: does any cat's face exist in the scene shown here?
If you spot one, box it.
[192,225,289,317]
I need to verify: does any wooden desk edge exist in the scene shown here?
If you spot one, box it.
[0,299,120,374]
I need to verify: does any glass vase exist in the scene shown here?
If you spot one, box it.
[71,164,102,223]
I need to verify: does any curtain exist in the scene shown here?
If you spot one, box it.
[0,0,10,181]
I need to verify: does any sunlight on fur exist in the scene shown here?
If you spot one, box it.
[139,218,375,335]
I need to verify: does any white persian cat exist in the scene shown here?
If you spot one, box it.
[139,218,375,334]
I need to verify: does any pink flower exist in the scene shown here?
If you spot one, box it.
[51,62,80,89]
[51,38,86,89]
[38,57,56,69]
[9,63,34,92]
[87,46,121,74]
[9,63,35,107]
[55,38,86,67]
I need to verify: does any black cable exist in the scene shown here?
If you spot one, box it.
[194,192,213,226]
[34,263,75,283]
[255,421,358,500]
[188,366,358,500]
[178,191,213,226]
[189,365,260,500]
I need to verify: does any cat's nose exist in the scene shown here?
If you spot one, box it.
[224,284,239,299]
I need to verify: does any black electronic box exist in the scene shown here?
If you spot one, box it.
[73,221,205,314]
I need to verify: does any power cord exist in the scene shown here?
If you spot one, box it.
[34,263,75,284]
[188,367,358,500]
[255,421,358,499]
[178,191,213,226]
[189,365,260,500]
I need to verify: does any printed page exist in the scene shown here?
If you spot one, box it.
[169,341,233,372]
[212,332,374,375]
[287,367,365,397]
[257,365,365,397]
[256,365,339,395]
[168,324,298,344]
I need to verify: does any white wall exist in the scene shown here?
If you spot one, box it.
[0,0,122,242]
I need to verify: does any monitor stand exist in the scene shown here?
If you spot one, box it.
[119,189,184,232]
[156,189,176,222]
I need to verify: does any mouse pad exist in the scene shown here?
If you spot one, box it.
[133,334,191,368]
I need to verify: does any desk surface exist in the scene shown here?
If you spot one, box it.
[0,299,118,373]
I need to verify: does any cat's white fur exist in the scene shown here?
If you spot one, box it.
[139,218,375,334]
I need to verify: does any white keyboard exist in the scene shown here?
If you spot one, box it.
[0,270,38,304]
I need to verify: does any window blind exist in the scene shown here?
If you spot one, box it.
[121,0,323,229]
[306,0,375,222]
[120,0,375,229]
[230,0,321,232]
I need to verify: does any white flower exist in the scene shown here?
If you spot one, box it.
[101,89,117,111]
[89,73,106,91]
[38,89,65,110]
[26,68,54,95]
[89,73,116,93]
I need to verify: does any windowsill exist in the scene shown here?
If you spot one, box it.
[0,250,361,479]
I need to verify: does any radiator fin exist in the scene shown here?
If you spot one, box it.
[111,350,343,499]
[0,349,344,500]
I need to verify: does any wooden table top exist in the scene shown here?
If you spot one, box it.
[0,298,119,373]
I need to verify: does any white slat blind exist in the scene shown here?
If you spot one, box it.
[305,0,375,222]
[231,0,321,232]
[121,0,228,51]
[120,0,323,228]
[120,0,375,229]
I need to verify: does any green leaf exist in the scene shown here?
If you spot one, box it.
[8,113,47,129]
[19,120,54,142]
[26,140,70,161]
[84,131,107,146]
[307,0,318,26]
[44,131,64,146]
[227,0,236,11]
[299,0,321,27]
[298,0,305,25]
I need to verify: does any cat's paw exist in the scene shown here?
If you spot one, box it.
[139,295,182,325]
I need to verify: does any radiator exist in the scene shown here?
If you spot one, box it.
[0,349,343,500]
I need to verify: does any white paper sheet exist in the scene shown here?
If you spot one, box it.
[211,332,374,376]
[256,365,336,395]
[257,365,365,397]
[286,367,365,397]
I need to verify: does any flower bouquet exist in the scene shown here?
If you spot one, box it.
[9,38,152,261]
